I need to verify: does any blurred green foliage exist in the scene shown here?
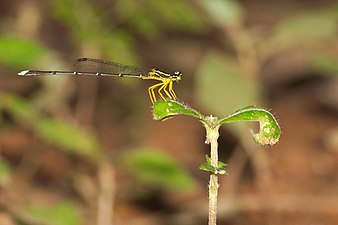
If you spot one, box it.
[115,0,205,38]
[26,202,81,225]
[199,0,243,26]
[0,94,100,159]
[0,157,11,187]
[195,53,259,116]
[34,118,100,158]
[311,54,338,76]
[122,148,196,190]
[0,35,47,69]
[48,0,205,64]
[262,11,338,54]
[51,0,138,63]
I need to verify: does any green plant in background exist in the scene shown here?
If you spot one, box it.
[122,148,196,190]
[0,35,48,69]
[0,156,12,187]
[0,94,100,159]
[153,99,280,225]
[25,202,81,225]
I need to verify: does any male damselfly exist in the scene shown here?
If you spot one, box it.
[18,58,182,104]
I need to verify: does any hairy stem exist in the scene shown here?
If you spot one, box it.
[206,123,220,225]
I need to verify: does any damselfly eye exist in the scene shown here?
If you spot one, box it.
[174,71,182,77]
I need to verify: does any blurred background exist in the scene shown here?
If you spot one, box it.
[0,0,338,224]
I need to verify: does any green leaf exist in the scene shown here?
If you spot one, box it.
[0,158,11,187]
[51,0,102,36]
[100,31,138,65]
[199,0,243,26]
[26,202,81,225]
[199,163,215,173]
[217,161,228,175]
[0,94,39,121]
[199,155,228,175]
[153,99,204,121]
[205,154,211,164]
[0,94,100,159]
[311,54,338,76]
[152,99,280,146]
[116,0,204,38]
[263,11,338,53]
[149,0,204,31]
[116,0,158,38]
[195,52,260,116]
[35,119,100,159]
[51,0,137,63]
[219,105,281,146]
[217,160,227,169]
[122,148,196,190]
[0,35,47,69]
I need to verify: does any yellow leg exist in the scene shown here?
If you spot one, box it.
[169,89,177,100]
[159,80,172,100]
[168,81,177,100]
[157,82,167,100]
[148,84,159,104]
[164,82,173,99]
[148,85,154,104]
[148,82,164,104]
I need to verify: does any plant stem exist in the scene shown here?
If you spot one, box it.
[205,122,220,225]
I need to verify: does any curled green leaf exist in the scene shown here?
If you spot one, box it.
[152,99,203,121]
[219,106,281,146]
[153,100,281,146]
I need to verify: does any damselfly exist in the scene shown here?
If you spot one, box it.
[18,58,182,104]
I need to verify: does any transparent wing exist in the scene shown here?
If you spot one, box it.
[73,58,150,76]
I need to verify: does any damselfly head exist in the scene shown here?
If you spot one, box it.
[173,71,182,81]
